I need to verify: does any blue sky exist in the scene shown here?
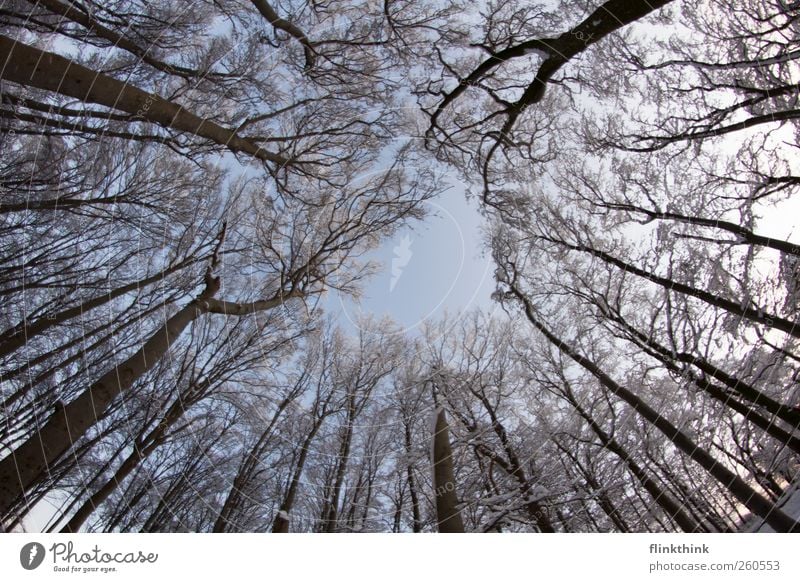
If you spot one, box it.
[328,176,497,334]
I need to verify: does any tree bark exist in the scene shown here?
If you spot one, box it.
[597,202,800,257]
[271,426,321,533]
[509,283,800,532]
[403,420,422,533]
[59,376,210,533]
[25,0,220,79]
[430,0,676,132]
[561,386,702,532]
[431,408,465,533]
[249,0,315,70]
[214,393,295,532]
[473,392,555,532]
[321,411,355,533]
[601,306,800,448]
[546,236,800,339]
[558,444,630,532]
[0,35,288,165]
[0,257,198,358]
[0,298,206,518]
[60,441,157,533]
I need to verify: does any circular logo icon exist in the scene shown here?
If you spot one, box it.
[20,542,46,570]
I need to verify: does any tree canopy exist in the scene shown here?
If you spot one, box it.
[1,0,798,533]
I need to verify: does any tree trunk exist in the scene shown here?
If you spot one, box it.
[214,397,292,532]
[321,412,355,532]
[59,378,207,533]
[510,284,800,532]
[272,420,325,533]
[0,299,206,518]
[546,237,800,339]
[60,441,157,533]
[475,392,555,532]
[562,388,702,532]
[403,420,422,533]
[431,408,465,533]
[0,257,197,358]
[605,310,800,448]
[0,35,288,165]
[558,445,630,532]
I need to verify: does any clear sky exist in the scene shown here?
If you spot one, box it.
[326,175,497,335]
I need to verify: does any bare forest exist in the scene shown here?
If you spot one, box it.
[1,0,799,533]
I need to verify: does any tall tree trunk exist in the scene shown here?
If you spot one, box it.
[431,408,465,533]
[272,420,326,533]
[558,445,630,532]
[248,0,316,69]
[58,380,207,533]
[543,237,800,339]
[24,0,216,79]
[605,308,800,434]
[214,395,294,532]
[0,35,288,165]
[509,283,799,532]
[431,0,676,130]
[0,257,198,358]
[138,439,217,532]
[561,387,702,532]
[403,420,422,533]
[596,203,800,257]
[60,440,159,533]
[0,290,213,518]
[322,411,355,532]
[46,437,130,533]
[474,393,555,532]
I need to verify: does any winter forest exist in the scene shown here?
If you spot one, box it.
[0,0,799,534]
